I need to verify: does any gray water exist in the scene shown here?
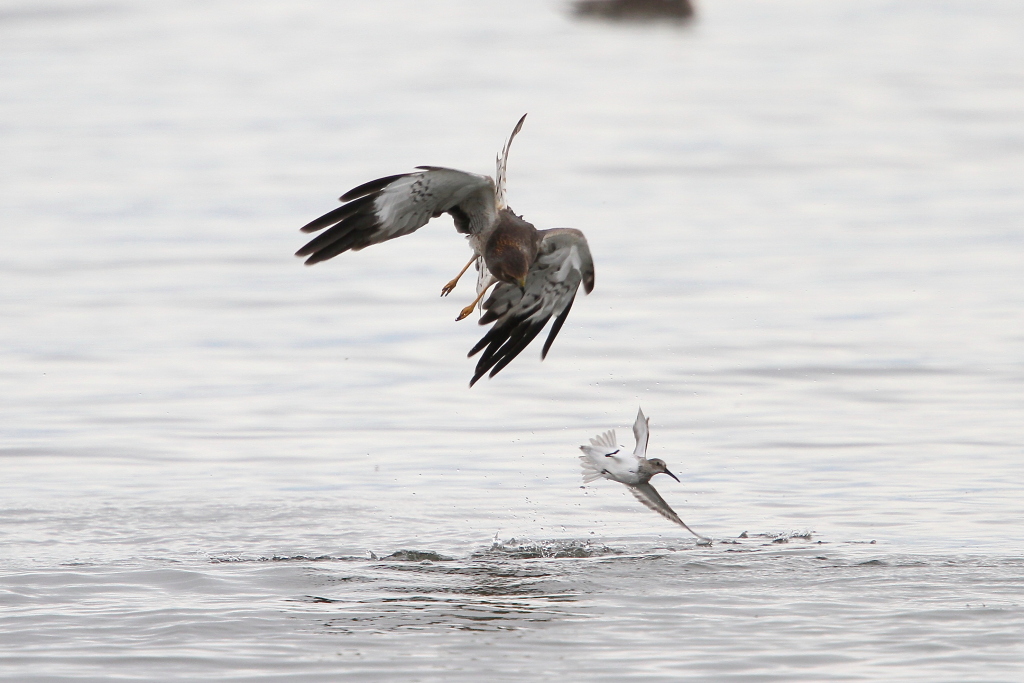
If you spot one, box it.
[2,0,1023,680]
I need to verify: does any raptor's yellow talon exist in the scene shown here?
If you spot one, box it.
[440,255,478,297]
[455,278,496,321]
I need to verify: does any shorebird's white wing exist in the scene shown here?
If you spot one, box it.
[468,228,595,385]
[632,407,650,458]
[628,483,708,541]
[579,429,641,484]
[296,167,497,265]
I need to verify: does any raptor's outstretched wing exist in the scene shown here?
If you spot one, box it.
[495,114,526,210]
[467,228,594,385]
[296,167,497,265]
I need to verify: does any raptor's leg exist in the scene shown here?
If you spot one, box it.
[456,277,496,321]
[441,256,478,297]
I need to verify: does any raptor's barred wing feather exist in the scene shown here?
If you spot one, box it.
[296,167,497,265]
[474,256,493,299]
[628,483,709,541]
[495,113,527,210]
[467,228,594,385]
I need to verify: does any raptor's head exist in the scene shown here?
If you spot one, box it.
[488,246,531,288]
[484,210,540,288]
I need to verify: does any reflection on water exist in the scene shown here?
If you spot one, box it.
[294,541,601,634]
[318,595,572,634]
[572,0,695,22]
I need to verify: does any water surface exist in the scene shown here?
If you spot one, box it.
[2,0,1023,680]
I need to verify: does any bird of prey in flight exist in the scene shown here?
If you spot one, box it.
[295,115,595,386]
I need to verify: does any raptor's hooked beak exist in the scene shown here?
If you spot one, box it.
[663,469,681,483]
[517,275,528,289]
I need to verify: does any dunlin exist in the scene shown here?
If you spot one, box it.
[580,408,710,542]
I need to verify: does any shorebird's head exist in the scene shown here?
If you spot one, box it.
[647,458,680,482]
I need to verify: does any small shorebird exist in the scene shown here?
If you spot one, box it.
[295,115,595,386]
[580,408,710,542]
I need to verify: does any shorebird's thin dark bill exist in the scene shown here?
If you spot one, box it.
[664,469,681,483]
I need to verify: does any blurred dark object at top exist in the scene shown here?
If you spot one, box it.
[572,0,695,22]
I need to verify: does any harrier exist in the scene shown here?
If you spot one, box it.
[296,115,595,386]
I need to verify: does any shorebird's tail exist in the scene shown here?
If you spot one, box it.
[579,455,605,483]
[579,429,617,483]
[495,113,527,210]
